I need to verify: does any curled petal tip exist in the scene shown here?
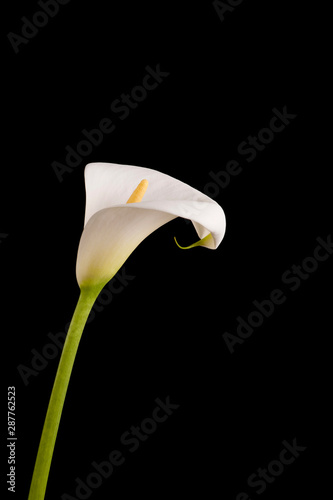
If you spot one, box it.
[174,233,214,250]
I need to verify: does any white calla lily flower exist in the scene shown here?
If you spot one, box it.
[28,161,226,500]
[76,162,226,289]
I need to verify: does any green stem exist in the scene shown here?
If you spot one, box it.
[28,284,103,500]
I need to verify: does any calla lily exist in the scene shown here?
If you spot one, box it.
[28,162,226,500]
[77,162,226,289]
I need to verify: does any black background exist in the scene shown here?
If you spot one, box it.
[2,1,331,499]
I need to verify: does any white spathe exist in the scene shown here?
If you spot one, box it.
[76,162,226,288]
